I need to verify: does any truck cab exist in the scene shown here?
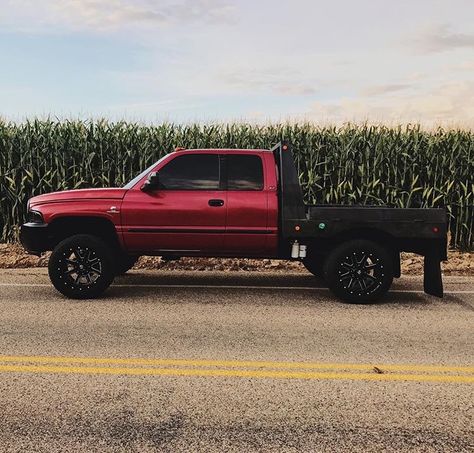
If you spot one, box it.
[120,149,279,257]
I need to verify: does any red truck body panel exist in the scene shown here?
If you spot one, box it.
[29,188,127,206]
[29,189,127,246]
[121,149,278,257]
[27,149,279,258]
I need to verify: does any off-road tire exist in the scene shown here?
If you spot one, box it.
[324,239,393,303]
[48,234,115,299]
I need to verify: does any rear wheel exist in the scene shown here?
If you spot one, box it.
[324,239,393,303]
[48,234,115,299]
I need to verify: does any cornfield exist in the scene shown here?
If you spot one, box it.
[0,120,473,249]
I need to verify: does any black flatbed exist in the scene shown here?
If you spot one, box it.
[271,142,447,296]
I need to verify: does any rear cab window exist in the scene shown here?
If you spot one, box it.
[226,154,264,191]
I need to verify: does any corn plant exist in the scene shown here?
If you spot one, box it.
[0,120,472,249]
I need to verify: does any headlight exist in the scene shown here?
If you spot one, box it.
[26,210,44,224]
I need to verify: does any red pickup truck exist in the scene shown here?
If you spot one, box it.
[20,142,447,302]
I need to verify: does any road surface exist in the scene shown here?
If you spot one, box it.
[0,269,473,452]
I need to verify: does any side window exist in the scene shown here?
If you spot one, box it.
[159,154,219,190]
[226,155,264,191]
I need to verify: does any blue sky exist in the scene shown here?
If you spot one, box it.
[1,0,473,126]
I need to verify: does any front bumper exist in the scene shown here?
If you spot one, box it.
[20,222,51,255]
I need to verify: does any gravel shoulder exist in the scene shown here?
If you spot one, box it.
[1,243,473,275]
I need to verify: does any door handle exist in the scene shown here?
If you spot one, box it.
[208,199,224,207]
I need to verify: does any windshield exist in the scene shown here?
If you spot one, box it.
[123,154,169,189]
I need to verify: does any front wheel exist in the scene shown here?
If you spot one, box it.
[48,234,115,299]
[324,240,393,303]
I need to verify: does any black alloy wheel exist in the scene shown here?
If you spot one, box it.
[48,234,114,299]
[324,239,393,303]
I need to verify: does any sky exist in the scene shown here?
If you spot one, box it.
[0,0,473,126]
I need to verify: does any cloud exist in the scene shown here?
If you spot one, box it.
[221,67,318,96]
[306,81,474,127]
[409,24,474,54]
[360,84,411,97]
[452,60,474,71]
[1,0,236,33]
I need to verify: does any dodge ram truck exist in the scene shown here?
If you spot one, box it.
[20,142,447,302]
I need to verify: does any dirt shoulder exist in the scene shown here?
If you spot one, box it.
[1,243,473,275]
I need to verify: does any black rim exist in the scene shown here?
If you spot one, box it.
[337,251,384,296]
[57,246,103,289]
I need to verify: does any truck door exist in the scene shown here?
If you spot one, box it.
[121,153,226,253]
[223,153,272,255]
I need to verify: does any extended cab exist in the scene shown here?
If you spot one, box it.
[20,142,447,302]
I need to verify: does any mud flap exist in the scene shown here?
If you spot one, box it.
[393,252,401,278]
[423,253,443,297]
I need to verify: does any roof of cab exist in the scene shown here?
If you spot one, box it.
[174,148,271,153]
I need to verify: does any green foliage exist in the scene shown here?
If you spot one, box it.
[0,120,473,249]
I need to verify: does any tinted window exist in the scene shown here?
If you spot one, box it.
[227,155,263,191]
[159,154,219,190]
[123,155,169,189]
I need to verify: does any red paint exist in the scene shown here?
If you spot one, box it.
[27,149,281,258]
[121,188,227,252]
[30,188,127,206]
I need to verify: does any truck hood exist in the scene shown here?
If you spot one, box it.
[29,188,128,207]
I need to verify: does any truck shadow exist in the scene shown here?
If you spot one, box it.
[102,272,437,308]
[115,271,323,288]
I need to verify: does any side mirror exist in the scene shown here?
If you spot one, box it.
[141,171,160,192]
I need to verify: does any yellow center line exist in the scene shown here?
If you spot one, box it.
[0,363,473,383]
[0,354,473,375]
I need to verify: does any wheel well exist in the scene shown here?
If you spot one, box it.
[307,228,399,259]
[333,228,397,251]
[48,216,119,249]
[303,229,401,279]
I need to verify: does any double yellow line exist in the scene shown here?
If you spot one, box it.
[0,355,473,383]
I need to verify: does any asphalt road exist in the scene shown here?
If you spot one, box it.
[0,269,473,452]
